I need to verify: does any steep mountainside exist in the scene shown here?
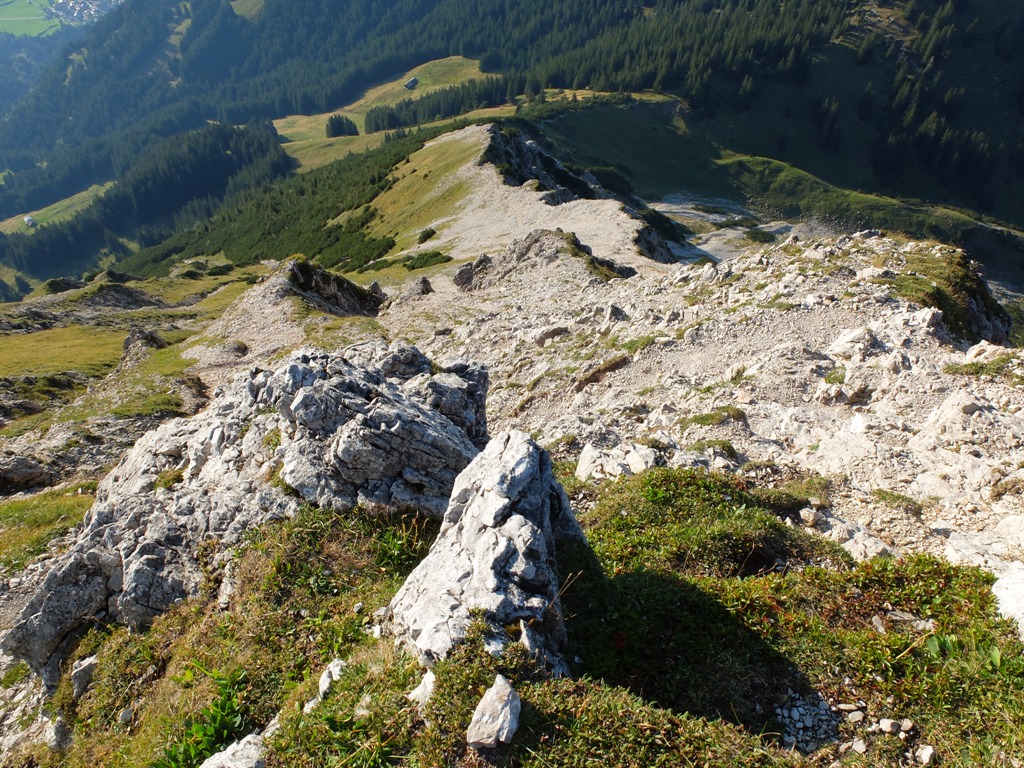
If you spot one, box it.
[1,125,1023,766]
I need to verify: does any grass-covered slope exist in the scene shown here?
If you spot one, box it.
[9,468,1021,768]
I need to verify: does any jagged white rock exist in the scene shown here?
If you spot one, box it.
[1,343,484,678]
[389,430,582,673]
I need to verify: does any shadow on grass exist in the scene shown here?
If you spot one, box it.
[557,538,808,737]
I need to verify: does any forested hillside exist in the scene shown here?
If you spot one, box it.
[1,0,1018,212]
[0,0,1022,294]
[0,122,290,280]
[0,30,81,113]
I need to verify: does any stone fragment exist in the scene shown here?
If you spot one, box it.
[575,441,660,481]
[318,659,346,700]
[852,739,868,754]
[407,670,435,708]
[466,674,521,749]
[847,710,865,724]
[844,532,891,561]
[71,655,98,700]
[799,507,821,527]
[44,716,70,752]
[0,455,52,494]
[916,745,935,765]
[879,718,899,734]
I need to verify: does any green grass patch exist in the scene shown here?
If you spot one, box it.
[687,438,738,459]
[40,504,437,768]
[620,334,658,354]
[744,227,776,244]
[228,0,263,21]
[401,250,451,271]
[364,129,482,253]
[871,488,924,517]
[110,392,185,419]
[0,0,60,36]
[21,467,1024,767]
[824,365,846,385]
[678,406,746,430]
[871,246,1007,343]
[1,660,31,687]
[944,354,1022,384]
[0,485,95,572]
[0,183,113,235]
[154,468,185,490]
[273,56,489,141]
[0,326,125,377]
[558,468,1024,762]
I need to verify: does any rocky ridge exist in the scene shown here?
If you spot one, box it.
[383,227,1024,630]
[1,341,486,681]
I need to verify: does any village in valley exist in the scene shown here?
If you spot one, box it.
[43,0,120,25]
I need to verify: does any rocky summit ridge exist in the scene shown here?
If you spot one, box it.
[1,123,1023,765]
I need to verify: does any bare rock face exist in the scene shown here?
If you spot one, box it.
[389,430,582,674]
[1,342,483,679]
[0,454,52,494]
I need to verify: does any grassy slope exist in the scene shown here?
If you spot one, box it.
[13,468,1022,768]
[0,182,113,235]
[274,57,513,172]
[535,100,1024,282]
[0,0,59,36]
[274,57,487,141]
[362,128,483,254]
[0,326,125,377]
[0,262,269,436]
[0,484,95,572]
[229,0,263,22]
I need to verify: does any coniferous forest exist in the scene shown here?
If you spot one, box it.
[0,0,1022,288]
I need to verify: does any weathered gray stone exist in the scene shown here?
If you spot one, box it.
[843,531,891,561]
[466,674,521,749]
[389,430,582,673]
[0,455,52,493]
[198,734,266,768]
[575,442,660,482]
[1,344,485,677]
[70,655,98,699]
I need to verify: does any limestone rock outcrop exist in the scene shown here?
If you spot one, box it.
[389,430,582,674]
[1,342,484,678]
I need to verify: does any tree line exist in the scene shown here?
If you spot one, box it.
[0,122,290,280]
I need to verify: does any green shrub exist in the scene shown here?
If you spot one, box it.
[687,439,737,458]
[403,250,451,271]
[678,406,746,429]
[153,669,250,768]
